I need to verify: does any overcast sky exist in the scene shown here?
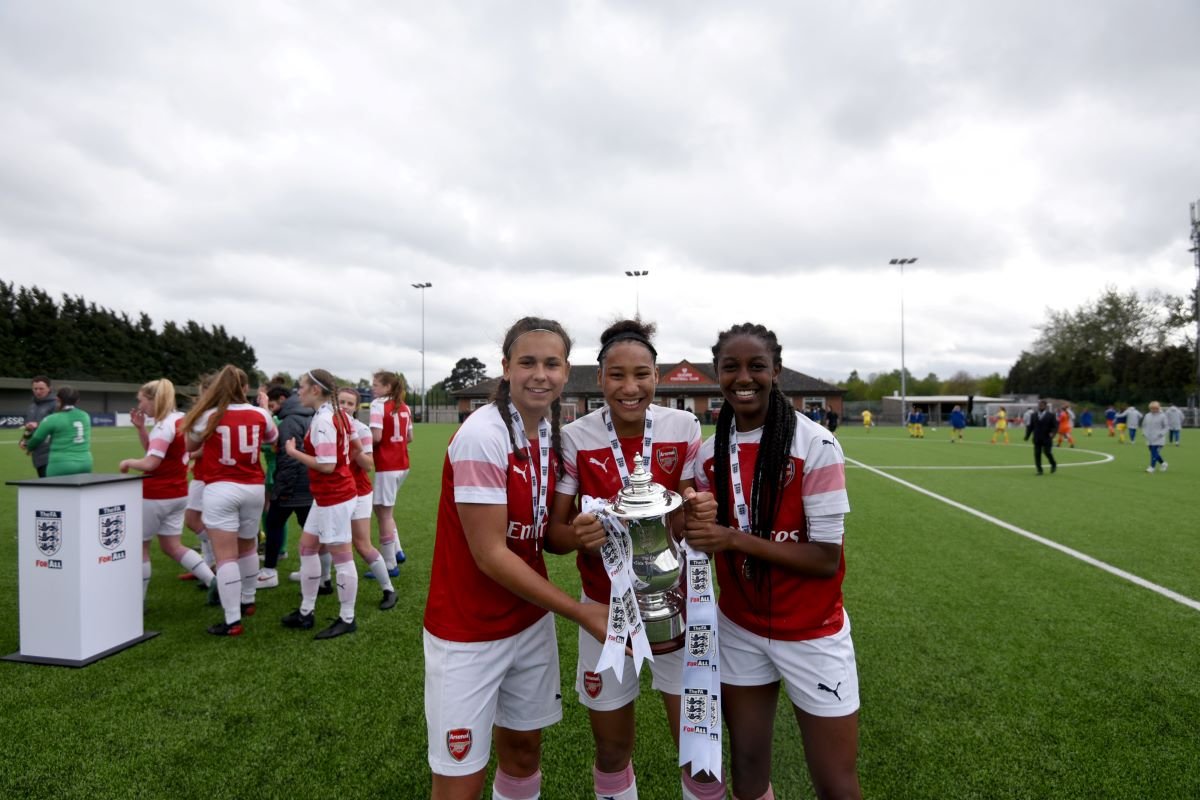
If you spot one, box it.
[2,1,1198,390]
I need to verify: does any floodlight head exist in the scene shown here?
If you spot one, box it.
[889,258,899,265]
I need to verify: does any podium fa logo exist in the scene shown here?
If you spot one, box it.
[98,505,127,551]
[35,510,63,557]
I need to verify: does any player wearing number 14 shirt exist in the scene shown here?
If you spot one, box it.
[183,365,278,636]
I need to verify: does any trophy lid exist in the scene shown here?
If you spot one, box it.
[610,454,683,519]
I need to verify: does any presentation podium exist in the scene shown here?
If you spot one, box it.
[4,473,158,667]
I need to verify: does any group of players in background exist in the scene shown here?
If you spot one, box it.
[116,368,413,640]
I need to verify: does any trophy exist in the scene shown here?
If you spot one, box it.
[606,453,685,654]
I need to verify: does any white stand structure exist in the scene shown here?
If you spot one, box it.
[4,474,157,667]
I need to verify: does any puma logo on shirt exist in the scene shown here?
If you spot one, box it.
[588,456,612,474]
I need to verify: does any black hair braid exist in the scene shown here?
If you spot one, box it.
[550,397,564,478]
[492,379,528,462]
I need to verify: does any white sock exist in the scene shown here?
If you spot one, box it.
[300,554,321,615]
[380,538,397,570]
[334,560,357,623]
[179,549,215,587]
[368,556,394,592]
[215,561,241,624]
[197,529,214,567]
[319,551,332,582]
[238,553,259,604]
[142,558,151,600]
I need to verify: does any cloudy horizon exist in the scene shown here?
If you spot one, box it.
[2,1,1197,390]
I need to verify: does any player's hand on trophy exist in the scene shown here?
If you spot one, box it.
[572,511,606,553]
[682,487,717,523]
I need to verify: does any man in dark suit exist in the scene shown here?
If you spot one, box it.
[1025,399,1058,475]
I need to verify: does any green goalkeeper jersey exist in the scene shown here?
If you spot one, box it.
[26,406,94,477]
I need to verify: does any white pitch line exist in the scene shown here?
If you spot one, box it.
[846,456,1200,614]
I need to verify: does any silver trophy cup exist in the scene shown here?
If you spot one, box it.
[608,453,685,654]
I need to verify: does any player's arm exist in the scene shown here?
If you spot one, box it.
[24,416,55,451]
[120,454,164,474]
[546,491,607,555]
[681,503,842,578]
[458,502,608,643]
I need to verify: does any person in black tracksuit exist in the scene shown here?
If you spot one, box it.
[1025,399,1058,475]
[260,389,314,584]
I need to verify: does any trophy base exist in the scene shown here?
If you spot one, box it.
[644,614,685,654]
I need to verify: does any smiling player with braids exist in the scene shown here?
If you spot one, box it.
[684,323,861,800]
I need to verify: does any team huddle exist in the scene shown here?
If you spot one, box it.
[116,367,414,640]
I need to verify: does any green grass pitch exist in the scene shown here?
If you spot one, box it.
[1,422,1197,798]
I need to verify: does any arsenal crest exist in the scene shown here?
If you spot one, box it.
[98,505,126,551]
[35,510,63,557]
[655,446,679,475]
[584,671,603,699]
[446,728,472,762]
[783,459,797,488]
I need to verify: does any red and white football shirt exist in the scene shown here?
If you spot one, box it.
[695,411,851,641]
[304,403,357,507]
[349,417,374,497]
[191,404,278,485]
[424,403,555,643]
[143,411,189,500]
[558,405,701,603]
[369,397,412,471]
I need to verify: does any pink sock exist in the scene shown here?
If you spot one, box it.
[682,770,726,800]
[594,763,636,800]
[493,769,541,800]
[215,560,241,624]
[237,552,259,604]
[333,553,357,623]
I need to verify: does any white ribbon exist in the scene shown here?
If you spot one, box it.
[508,402,551,550]
[582,495,654,682]
[678,539,722,778]
[600,404,653,489]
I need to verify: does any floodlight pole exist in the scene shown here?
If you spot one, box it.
[890,258,918,425]
[1190,202,1200,410]
[412,282,432,422]
[624,269,650,316]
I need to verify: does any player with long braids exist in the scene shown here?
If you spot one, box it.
[280,370,362,639]
[338,386,397,610]
[547,318,720,800]
[423,316,610,800]
[369,370,412,574]
[183,365,278,636]
[120,378,216,599]
[684,323,861,800]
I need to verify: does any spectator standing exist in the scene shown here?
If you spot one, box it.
[1142,402,1169,473]
[1125,404,1143,444]
[24,375,57,478]
[1165,404,1183,446]
[1024,399,1058,476]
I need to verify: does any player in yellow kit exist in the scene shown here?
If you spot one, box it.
[861,409,872,432]
[990,406,1010,444]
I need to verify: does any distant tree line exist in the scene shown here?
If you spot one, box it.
[836,287,1197,406]
[1005,287,1196,404]
[0,281,257,385]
